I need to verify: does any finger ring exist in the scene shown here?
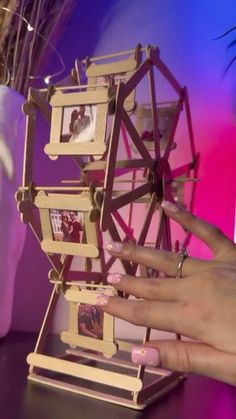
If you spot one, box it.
[176,249,188,278]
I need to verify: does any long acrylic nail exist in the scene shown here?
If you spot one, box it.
[131,346,160,367]
[96,294,110,306]
[107,273,122,284]
[105,241,124,253]
[161,200,178,212]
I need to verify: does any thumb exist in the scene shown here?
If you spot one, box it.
[131,340,236,386]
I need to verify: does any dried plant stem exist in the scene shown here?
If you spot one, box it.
[11,1,25,89]
[23,0,43,94]
[0,0,77,95]
[15,1,38,91]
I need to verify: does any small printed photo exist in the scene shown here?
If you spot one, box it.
[78,303,104,339]
[61,105,96,144]
[50,209,84,243]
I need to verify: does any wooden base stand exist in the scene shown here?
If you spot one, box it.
[27,346,184,410]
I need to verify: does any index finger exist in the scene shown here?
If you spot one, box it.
[161,201,236,257]
[105,240,209,277]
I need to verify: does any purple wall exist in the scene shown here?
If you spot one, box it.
[11,0,236,332]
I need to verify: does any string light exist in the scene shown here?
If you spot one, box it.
[0,6,66,85]
[44,76,51,85]
[27,24,34,32]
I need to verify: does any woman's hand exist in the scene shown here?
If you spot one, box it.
[96,201,236,386]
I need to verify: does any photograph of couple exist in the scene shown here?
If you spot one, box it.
[61,105,96,144]
[50,209,83,243]
[78,303,103,340]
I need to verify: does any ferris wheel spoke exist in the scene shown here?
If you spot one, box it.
[171,162,194,179]
[148,65,160,161]
[163,97,183,161]
[107,214,134,276]
[132,193,158,275]
[137,193,157,247]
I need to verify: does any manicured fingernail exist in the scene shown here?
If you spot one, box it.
[131,346,160,367]
[96,294,110,306]
[107,273,122,284]
[105,241,124,253]
[161,200,178,212]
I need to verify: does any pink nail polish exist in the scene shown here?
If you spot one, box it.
[131,346,160,367]
[105,241,124,253]
[107,273,122,284]
[96,294,110,306]
[161,200,178,212]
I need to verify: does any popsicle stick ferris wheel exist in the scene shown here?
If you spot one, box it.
[16,44,199,409]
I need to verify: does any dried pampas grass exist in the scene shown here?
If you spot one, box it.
[0,0,77,96]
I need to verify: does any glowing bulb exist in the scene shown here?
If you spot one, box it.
[27,23,34,31]
[44,76,51,85]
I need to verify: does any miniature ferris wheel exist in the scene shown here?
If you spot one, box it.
[16,44,199,409]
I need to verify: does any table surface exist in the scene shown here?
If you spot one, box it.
[1,332,236,419]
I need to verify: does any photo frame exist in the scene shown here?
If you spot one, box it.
[135,102,179,152]
[44,87,115,158]
[34,190,99,257]
[84,45,142,113]
[61,286,116,356]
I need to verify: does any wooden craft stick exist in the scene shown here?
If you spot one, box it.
[171,162,194,179]
[183,86,196,158]
[83,45,145,63]
[189,152,200,214]
[50,89,113,107]
[150,49,182,96]
[83,159,150,172]
[136,372,183,405]
[132,193,157,274]
[41,240,99,258]
[68,301,78,336]
[29,285,60,373]
[113,210,135,240]
[22,204,63,273]
[107,215,134,276]
[110,182,153,212]
[147,65,160,159]
[163,97,183,160]
[27,353,143,392]
[86,57,138,77]
[154,208,165,250]
[35,191,92,211]
[124,59,151,98]
[45,142,106,157]
[49,107,63,145]
[29,87,51,124]
[22,101,36,187]
[101,84,124,231]
[60,332,117,356]
[137,193,157,246]
[121,109,154,167]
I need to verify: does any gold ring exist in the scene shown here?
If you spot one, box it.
[176,249,188,278]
